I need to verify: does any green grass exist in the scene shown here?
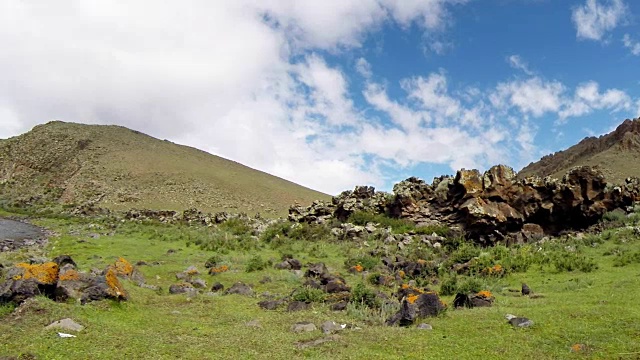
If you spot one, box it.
[2,214,640,359]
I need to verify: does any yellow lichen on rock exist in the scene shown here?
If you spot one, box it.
[114,257,134,277]
[58,269,80,281]
[105,266,127,298]
[15,262,59,284]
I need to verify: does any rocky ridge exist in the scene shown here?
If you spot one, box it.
[289,165,640,243]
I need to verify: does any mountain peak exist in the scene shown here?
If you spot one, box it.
[519,117,640,182]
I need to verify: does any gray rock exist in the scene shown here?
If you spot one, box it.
[224,282,253,296]
[505,314,534,328]
[45,318,84,332]
[287,301,311,312]
[190,278,207,289]
[291,321,317,333]
[416,323,433,330]
[320,321,343,334]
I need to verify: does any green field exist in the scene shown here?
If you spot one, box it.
[2,210,640,359]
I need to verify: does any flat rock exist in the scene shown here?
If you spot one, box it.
[291,321,317,333]
[45,318,84,332]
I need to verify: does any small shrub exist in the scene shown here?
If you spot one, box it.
[245,255,270,272]
[219,218,253,236]
[551,253,598,273]
[613,251,640,267]
[204,255,222,268]
[291,287,326,303]
[439,276,458,296]
[351,283,381,308]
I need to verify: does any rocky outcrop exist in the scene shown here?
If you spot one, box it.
[290,165,640,242]
[0,256,132,305]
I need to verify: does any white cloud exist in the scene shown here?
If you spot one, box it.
[572,0,627,41]
[491,77,565,117]
[623,34,640,55]
[507,55,534,75]
[559,81,631,119]
[355,58,373,78]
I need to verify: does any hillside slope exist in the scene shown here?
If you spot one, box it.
[0,121,329,216]
[519,117,640,182]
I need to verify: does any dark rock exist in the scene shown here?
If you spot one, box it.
[305,263,329,278]
[287,301,311,312]
[386,299,416,327]
[320,321,343,334]
[330,301,348,311]
[169,283,196,295]
[211,282,224,292]
[453,293,472,309]
[258,299,285,310]
[415,292,446,317]
[522,283,531,296]
[52,255,76,268]
[224,282,253,296]
[324,280,350,293]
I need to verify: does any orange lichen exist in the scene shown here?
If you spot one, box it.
[59,269,80,281]
[492,264,503,273]
[407,294,419,304]
[209,265,229,274]
[114,257,134,277]
[477,290,493,299]
[15,262,59,284]
[351,264,364,272]
[570,344,586,353]
[401,283,409,289]
[417,259,427,265]
[398,270,405,278]
[105,266,127,298]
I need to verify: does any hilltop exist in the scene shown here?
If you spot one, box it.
[519,117,640,181]
[0,121,329,216]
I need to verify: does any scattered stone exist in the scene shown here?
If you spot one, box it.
[224,282,253,296]
[259,276,272,284]
[169,283,196,295]
[189,278,207,289]
[469,291,494,307]
[45,318,84,332]
[386,299,416,327]
[506,314,534,328]
[453,293,472,309]
[295,335,340,350]
[416,323,433,330]
[330,301,348,311]
[522,283,531,296]
[291,321,317,333]
[258,300,285,310]
[320,321,343,334]
[287,301,311,312]
[211,282,224,292]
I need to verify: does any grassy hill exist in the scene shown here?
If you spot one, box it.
[519,117,640,182]
[0,121,329,216]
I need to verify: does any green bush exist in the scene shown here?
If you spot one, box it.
[551,252,598,273]
[613,251,640,267]
[351,283,381,308]
[245,254,271,272]
[291,287,326,303]
[439,275,485,296]
[219,218,253,236]
[347,211,415,234]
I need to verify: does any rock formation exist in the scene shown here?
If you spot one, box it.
[290,165,640,243]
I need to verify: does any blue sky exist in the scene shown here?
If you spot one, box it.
[1,0,639,194]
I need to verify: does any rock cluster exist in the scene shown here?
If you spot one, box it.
[0,256,136,304]
[290,165,640,242]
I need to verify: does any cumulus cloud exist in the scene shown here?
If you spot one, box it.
[572,0,627,41]
[623,34,640,55]
[559,81,631,120]
[491,78,565,117]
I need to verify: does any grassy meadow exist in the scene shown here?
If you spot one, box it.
[1,209,640,359]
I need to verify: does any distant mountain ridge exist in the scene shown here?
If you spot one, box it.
[519,117,640,183]
[0,121,329,216]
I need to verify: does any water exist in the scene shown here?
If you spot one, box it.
[0,218,43,241]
